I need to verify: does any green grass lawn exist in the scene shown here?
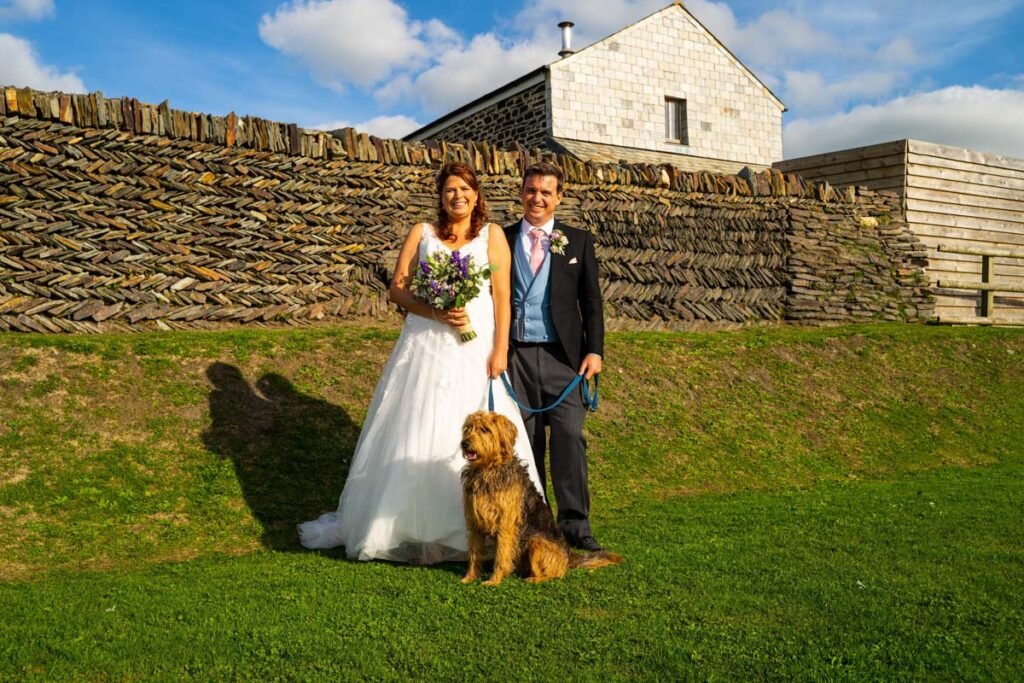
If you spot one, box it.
[1,323,1023,680]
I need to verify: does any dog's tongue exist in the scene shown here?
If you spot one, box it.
[464,451,478,461]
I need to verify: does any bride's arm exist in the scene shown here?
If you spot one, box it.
[389,224,465,326]
[487,225,512,378]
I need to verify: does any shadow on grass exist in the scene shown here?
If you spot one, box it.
[202,362,359,551]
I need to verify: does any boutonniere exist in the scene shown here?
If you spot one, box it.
[549,229,568,255]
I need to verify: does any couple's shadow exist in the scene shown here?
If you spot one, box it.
[201,362,359,552]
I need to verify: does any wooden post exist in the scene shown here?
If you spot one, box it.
[981,255,995,317]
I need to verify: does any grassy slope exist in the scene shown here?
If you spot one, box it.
[1,323,1023,680]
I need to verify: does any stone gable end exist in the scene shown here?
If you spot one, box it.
[549,5,783,166]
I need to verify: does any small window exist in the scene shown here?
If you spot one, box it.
[665,97,688,145]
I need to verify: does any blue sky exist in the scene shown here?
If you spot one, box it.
[2,0,1024,159]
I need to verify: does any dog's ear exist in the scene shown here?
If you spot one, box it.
[496,414,517,458]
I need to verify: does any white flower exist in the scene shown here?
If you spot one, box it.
[549,229,568,255]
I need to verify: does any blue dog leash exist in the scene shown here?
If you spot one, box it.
[487,371,599,413]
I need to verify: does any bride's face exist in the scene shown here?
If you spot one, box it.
[442,176,477,222]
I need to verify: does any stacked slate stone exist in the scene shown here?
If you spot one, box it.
[1,85,932,333]
[785,189,934,323]
[574,189,788,327]
[0,117,430,332]
[424,83,549,151]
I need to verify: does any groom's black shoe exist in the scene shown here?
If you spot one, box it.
[573,535,605,552]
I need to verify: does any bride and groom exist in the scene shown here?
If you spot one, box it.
[298,161,606,565]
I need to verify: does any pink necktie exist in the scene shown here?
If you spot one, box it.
[529,228,545,275]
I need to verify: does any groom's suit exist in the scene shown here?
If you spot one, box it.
[504,219,604,543]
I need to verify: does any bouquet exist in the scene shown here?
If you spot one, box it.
[412,250,491,342]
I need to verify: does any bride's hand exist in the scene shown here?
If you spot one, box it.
[433,307,467,328]
[487,347,507,379]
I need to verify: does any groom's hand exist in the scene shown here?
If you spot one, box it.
[578,353,602,380]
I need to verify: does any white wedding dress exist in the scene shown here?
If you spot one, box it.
[298,223,544,564]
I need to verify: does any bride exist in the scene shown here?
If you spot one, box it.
[298,162,544,564]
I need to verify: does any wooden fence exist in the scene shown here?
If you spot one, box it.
[776,139,1024,322]
[935,245,1024,325]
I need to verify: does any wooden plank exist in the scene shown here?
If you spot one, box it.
[927,267,1024,282]
[907,162,1024,192]
[906,210,1024,238]
[800,166,905,185]
[909,139,1024,175]
[927,247,1024,264]
[774,140,907,171]
[909,147,1024,183]
[908,171,1024,200]
[937,244,1024,259]
[924,258,1024,278]
[907,198,1024,228]
[790,176,903,193]
[907,174,1024,203]
[772,153,905,178]
[933,316,1024,326]
[913,235,1024,258]
[936,279,1024,293]
[931,294,1024,308]
[931,292,1024,308]
[905,186,1024,214]
[913,232,1024,255]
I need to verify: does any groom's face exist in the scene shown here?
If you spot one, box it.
[521,174,563,227]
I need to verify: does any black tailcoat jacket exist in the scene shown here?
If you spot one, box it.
[504,220,604,369]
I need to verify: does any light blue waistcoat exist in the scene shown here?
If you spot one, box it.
[512,235,557,342]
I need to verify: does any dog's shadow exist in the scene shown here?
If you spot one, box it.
[201,362,360,551]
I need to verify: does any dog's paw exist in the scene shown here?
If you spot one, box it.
[460,573,479,584]
[481,576,504,586]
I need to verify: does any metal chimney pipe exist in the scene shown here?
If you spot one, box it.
[558,21,575,57]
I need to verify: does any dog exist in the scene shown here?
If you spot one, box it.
[459,411,622,585]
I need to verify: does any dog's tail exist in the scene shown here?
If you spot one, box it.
[568,550,623,570]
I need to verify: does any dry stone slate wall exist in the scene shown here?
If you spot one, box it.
[0,86,932,333]
[416,82,549,151]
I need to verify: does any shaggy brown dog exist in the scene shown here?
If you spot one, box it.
[460,411,622,585]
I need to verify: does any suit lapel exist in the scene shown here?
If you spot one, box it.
[548,219,567,301]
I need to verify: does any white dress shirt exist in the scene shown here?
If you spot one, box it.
[519,217,555,259]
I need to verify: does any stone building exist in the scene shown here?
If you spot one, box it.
[404,1,785,173]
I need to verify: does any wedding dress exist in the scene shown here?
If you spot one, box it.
[298,223,544,564]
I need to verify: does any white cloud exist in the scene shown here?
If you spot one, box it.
[259,0,448,90]
[309,113,421,139]
[0,33,84,92]
[262,0,1024,159]
[686,0,1020,115]
[784,69,906,113]
[0,0,54,21]
[379,32,551,115]
[783,86,1024,159]
[686,1,839,69]
[374,0,669,115]
[877,38,918,66]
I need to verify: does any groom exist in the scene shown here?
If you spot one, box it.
[505,162,606,552]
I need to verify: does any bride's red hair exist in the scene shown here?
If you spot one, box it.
[435,163,488,242]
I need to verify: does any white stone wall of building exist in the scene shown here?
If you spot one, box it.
[549,7,783,166]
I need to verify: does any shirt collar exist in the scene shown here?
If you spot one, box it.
[520,217,555,235]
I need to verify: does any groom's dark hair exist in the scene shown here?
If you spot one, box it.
[522,162,564,194]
